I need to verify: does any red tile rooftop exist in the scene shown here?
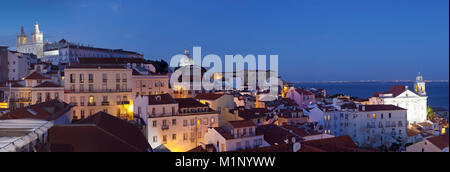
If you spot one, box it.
[228,120,256,128]
[34,81,62,88]
[0,100,72,121]
[66,64,128,69]
[147,94,178,105]
[25,71,50,80]
[427,135,449,150]
[48,111,152,152]
[175,98,209,109]
[194,93,225,100]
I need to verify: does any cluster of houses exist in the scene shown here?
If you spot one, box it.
[1,23,448,152]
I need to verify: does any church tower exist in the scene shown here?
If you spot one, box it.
[17,25,28,46]
[31,22,43,43]
[415,72,426,96]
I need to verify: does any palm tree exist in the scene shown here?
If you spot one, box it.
[427,106,435,120]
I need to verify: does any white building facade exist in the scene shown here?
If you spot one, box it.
[324,104,408,148]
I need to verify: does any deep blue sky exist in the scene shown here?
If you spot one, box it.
[0,0,448,82]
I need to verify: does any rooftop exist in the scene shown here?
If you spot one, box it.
[0,119,53,152]
[0,100,72,121]
[228,120,257,129]
[49,112,152,152]
[194,93,225,100]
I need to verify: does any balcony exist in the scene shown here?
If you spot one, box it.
[116,79,121,83]
[161,125,170,131]
[10,98,32,102]
[117,101,130,105]
[101,102,110,106]
[88,102,96,106]
[65,89,132,94]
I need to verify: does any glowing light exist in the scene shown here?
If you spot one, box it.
[0,102,8,109]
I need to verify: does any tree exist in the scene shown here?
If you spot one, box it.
[427,106,435,120]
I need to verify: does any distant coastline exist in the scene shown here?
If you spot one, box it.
[292,80,449,84]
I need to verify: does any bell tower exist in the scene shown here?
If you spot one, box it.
[414,72,426,96]
[17,25,28,46]
[31,21,43,43]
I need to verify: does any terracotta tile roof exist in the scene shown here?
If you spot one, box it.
[418,122,433,128]
[295,88,315,96]
[49,125,150,152]
[341,103,357,110]
[70,112,152,152]
[385,85,408,97]
[66,64,128,69]
[256,124,298,145]
[0,100,72,121]
[175,98,209,108]
[25,71,50,80]
[228,120,256,129]
[373,85,408,98]
[407,128,420,137]
[147,94,177,105]
[300,136,372,152]
[78,57,150,64]
[236,108,267,120]
[427,135,449,150]
[194,93,225,100]
[187,144,217,152]
[34,81,62,88]
[282,125,321,137]
[214,127,234,140]
[359,105,406,112]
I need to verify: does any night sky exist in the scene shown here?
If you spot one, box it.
[0,0,448,82]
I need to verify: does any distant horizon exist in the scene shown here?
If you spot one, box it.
[0,0,448,81]
[291,80,449,84]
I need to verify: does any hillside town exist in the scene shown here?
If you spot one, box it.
[0,23,448,152]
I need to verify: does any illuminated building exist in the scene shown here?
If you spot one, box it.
[370,84,428,124]
[324,103,408,148]
[64,64,133,120]
[16,22,44,58]
[134,94,219,152]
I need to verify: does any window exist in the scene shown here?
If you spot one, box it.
[172,119,177,126]
[389,113,392,118]
[80,74,84,83]
[183,120,188,127]
[153,136,158,143]
[70,74,75,83]
[373,114,376,119]
[172,134,177,140]
[162,135,167,144]
[122,74,127,82]
[183,133,188,141]
[88,84,94,92]
[80,84,84,92]
[89,96,94,104]
[116,74,120,82]
[102,74,107,83]
[153,121,157,127]
[88,74,94,83]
